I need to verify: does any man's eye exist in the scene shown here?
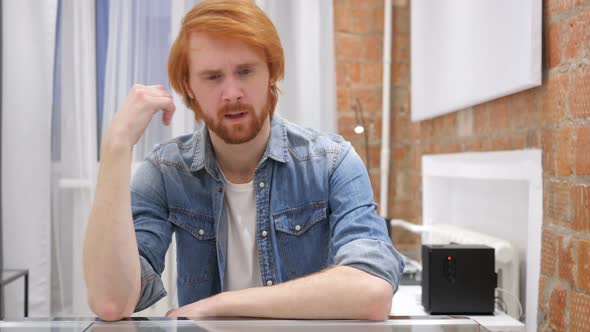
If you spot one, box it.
[207,74,221,80]
[238,69,252,76]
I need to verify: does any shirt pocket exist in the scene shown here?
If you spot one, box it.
[273,201,330,279]
[169,208,217,285]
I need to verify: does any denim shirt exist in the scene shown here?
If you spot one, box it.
[131,114,404,312]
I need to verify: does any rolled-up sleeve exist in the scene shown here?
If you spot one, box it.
[328,143,404,291]
[131,154,174,312]
[333,239,403,291]
[134,255,167,312]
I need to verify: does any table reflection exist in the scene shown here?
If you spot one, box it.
[0,317,491,332]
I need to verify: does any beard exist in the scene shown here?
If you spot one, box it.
[202,97,272,145]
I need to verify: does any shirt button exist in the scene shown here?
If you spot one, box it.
[198,229,205,236]
[259,182,265,188]
[217,187,222,192]
[266,280,273,286]
[261,231,268,237]
[295,225,302,232]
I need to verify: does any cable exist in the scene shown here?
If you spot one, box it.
[495,287,523,321]
[401,253,423,273]
[495,296,508,313]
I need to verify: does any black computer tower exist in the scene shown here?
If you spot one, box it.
[422,244,497,315]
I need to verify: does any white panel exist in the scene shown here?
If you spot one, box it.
[259,0,336,133]
[422,150,542,332]
[2,0,57,316]
[411,0,541,121]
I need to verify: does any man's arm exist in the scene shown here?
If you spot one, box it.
[83,138,140,321]
[166,265,393,320]
[83,84,175,321]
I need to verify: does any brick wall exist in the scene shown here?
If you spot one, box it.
[539,5,590,330]
[334,0,590,330]
[335,0,415,253]
[334,0,387,208]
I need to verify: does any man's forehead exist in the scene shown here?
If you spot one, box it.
[187,32,263,67]
[187,32,253,54]
[187,32,214,51]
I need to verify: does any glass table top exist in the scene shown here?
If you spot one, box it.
[0,317,491,332]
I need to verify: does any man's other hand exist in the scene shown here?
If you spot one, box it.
[166,296,219,318]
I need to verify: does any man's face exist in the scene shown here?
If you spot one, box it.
[185,32,272,145]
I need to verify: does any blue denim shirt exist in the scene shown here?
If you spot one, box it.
[131,115,404,312]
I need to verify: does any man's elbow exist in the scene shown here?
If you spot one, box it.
[89,297,134,321]
[362,278,393,321]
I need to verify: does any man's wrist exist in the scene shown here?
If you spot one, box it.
[101,132,133,157]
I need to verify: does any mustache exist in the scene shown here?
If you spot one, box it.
[219,103,255,114]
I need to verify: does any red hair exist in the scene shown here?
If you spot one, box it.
[168,0,284,120]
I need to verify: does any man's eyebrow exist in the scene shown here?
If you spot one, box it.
[236,62,259,70]
[197,69,223,77]
[197,63,259,77]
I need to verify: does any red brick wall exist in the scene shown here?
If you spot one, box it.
[334,0,387,207]
[335,0,415,252]
[334,0,590,330]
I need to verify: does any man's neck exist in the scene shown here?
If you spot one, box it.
[209,119,271,184]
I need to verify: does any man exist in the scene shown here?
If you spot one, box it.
[83,0,403,321]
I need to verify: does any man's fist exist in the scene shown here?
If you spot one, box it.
[105,84,176,147]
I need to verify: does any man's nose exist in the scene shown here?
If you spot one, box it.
[221,77,244,103]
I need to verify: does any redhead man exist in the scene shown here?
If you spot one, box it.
[83,0,403,321]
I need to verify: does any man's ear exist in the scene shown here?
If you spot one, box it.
[183,80,195,99]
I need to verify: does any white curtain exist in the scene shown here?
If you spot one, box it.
[2,0,58,317]
[102,0,193,162]
[256,0,336,133]
[101,0,200,316]
[50,0,97,316]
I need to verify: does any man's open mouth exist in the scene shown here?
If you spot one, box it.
[224,112,247,119]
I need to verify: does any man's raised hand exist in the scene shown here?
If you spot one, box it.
[106,84,176,147]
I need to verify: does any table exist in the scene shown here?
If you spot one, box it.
[1,269,29,317]
[391,285,525,332]
[0,317,492,331]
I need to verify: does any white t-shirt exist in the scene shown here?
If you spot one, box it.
[222,175,263,291]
